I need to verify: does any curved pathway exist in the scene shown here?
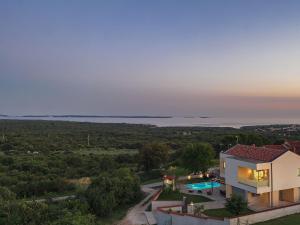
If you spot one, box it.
[117,182,162,225]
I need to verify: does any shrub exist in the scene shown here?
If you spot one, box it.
[225,194,248,216]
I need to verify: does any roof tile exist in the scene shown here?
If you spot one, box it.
[225,144,287,162]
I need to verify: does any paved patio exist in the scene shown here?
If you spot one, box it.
[180,185,227,210]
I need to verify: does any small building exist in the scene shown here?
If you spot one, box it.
[163,175,176,191]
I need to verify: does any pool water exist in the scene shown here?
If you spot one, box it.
[185,181,221,190]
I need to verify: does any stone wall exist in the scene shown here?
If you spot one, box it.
[151,201,183,211]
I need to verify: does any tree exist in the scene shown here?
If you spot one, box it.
[85,168,141,217]
[0,200,49,225]
[0,187,17,224]
[0,187,16,202]
[181,143,215,173]
[112,168,141,204]
[0,143,13,152]
[17,201,49,225]
[138,143,170,171]
[225,194,248,216]
[220,135,237,149]
[239,133,268,146]
[165,166,189,190]
[221,134,269,148]
[51,212,96,225]
[85,174,116,217]
[194,205,205,216]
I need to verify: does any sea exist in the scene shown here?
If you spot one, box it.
[1,115,300,128]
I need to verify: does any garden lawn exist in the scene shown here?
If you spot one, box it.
[204,208,253,218]
[157,190,212,203]
[253,213,300,225]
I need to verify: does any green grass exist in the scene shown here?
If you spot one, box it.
[253,213,300,225]
[157,190,212,203]
[203,208,253,218]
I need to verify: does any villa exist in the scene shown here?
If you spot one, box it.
[220,141,300,211]
[152,141,300,225]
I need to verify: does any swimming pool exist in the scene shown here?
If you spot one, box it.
[185,181,221,190]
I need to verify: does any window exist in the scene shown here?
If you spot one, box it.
[237,166,269,187]
[223,161,226,169]
[253,170,266,181]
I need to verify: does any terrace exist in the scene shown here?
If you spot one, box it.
[237,166,269,188]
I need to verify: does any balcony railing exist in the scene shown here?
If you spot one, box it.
[238,177,269,187]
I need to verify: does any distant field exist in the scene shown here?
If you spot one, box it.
[75,148,138,155]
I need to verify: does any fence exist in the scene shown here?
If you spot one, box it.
[155,202,300,225]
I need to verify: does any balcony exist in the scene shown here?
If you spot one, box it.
[237,166,269,188]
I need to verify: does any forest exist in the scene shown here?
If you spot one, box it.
[0,119,295,225]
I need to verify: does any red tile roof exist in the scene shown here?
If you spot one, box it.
[163,175,175,180]
[225,144,287,162]
[284,141,300,155]
[263,144,286,150]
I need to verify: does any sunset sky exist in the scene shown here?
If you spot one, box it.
[1,0,300,117]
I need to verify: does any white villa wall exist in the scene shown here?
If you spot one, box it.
[224,157,271,194]
[220,153,231,178]
[256,162,270,170]
[155,211,228,225]
[272,151,300,192]
[222,151,300,195]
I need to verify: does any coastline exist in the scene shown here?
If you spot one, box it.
[0,116,300,129]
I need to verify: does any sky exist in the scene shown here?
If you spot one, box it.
[1,0,300,117]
